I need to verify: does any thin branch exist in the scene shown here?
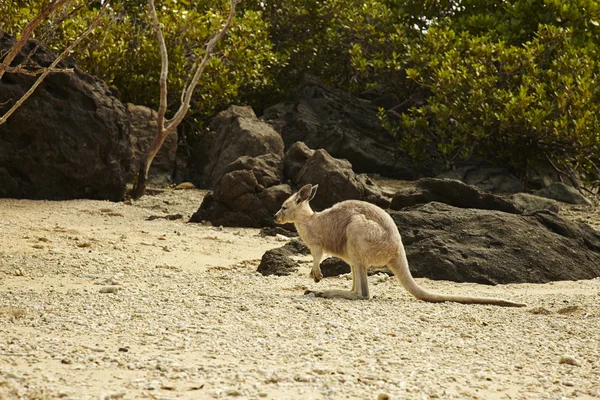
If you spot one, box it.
[0,0,72,80]
[20,0,97,68]
[166,0,240,132]
[3,65,74,76]
[148,0,169,132]
[0,1,111,126]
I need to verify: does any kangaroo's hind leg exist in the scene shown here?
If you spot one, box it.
[305,263,370,300]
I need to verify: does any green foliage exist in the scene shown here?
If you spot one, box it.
[1,0,280,127]
[399,24,600,182]
[1,0,599,185]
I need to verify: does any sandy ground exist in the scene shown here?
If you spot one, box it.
[0,188,599,400]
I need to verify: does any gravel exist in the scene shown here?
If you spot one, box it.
[0,188,599,399]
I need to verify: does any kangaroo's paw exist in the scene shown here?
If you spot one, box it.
[310,269,323,283]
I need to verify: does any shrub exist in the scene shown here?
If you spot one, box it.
[396,24,599,184]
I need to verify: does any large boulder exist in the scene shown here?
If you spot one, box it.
[438,166,525,194]
[391,202,600,284]
[262,76,422,179]
[390,178,523,214]
[189,154,292,228]
[534,182,592,206]
[126,103,176,187]
[510,193,560,213]
[293,149,389,210]
[192,105,284,188]
[0,31,131,201]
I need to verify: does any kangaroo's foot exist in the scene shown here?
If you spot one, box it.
[310,268,323,283]
[304,289,369,300]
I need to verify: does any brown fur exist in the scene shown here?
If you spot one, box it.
[274,184,526,307]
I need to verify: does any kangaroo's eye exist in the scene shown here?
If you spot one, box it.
[281,206,287,211]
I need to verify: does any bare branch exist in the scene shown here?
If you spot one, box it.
[0,0,72,80]
[147,0,169,132]
[131,0,240,199]
[20,0,98,69]
[166,0,240,132]
[3,65,74,76]
[0,1,111,126]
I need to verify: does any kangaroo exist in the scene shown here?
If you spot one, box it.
[274,184,526,307]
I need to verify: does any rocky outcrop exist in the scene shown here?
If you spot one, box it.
[262,76,422,179]
[0,31,131,201]
[189,154,292,228]
[293,149,389,210]
[390,178,522,214]
[534,183,592,206]
[126,103,176,187]
[391,202,600,284]
[192,105,284,188]
[438,166,525,194]
[511,193,560,213]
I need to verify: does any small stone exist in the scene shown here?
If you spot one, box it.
[275,234,290,242]
[559,355,580,366]
[529,307,552,315]
[175,182,196,190]
[99,286,119,294]
[101,392,126,400]
[378,394,391,400]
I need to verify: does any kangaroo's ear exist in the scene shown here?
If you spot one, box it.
[296,184,313,203]
[309,184,318,201]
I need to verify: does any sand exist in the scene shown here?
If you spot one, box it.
[0,188,599,400]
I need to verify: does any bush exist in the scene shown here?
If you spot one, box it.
[0,0,281,128]
[395,24,600,184]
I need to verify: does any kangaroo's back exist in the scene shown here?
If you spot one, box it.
[306,200,401,264]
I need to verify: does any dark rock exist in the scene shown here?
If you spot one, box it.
[511,193,560,213]
[319,257,351,278]
[390,178,522,213]
[284,141,314,181]
[223,153,283,188]
[282,239,310,256]
[197,105,284,187]
[189,152,292,227]
[294,149,389,210]
[391,202,600,284]
[438,166,525,194]
[263,75,422,179]
[259,226,298,238]
[534,183,592,206]
[257,248,299,276]
[0,31,131,201]
[256,239,310,276]
[126,103,176,187]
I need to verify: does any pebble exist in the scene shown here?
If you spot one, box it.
[559,355,580,366]
[99,286,119,293]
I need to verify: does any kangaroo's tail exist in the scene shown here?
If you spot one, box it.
[387,249,526,308]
